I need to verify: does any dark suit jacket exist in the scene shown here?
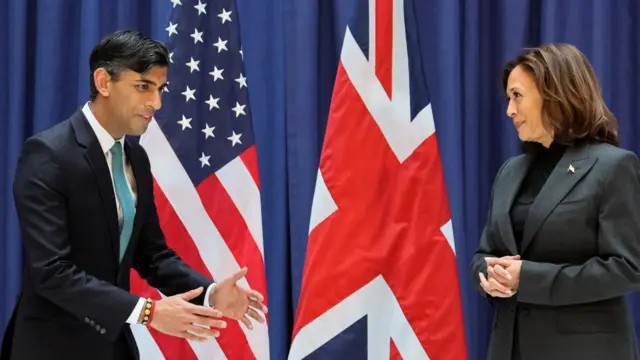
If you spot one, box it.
[1,110,213,360]
[471,142,640,360]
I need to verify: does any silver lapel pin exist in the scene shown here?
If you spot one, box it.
[568,164,575,174]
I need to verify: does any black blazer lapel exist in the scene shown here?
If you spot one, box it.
[71,111,120,261]
[520,144,597,253]
[496,154,532,255]
[120,140,147,269]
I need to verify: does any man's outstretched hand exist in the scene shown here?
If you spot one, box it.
[150,287,227,342]
[209,267,268,330]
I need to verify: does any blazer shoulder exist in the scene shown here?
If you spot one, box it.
[589,143,640,169]
[24,118,75,154]
[589,142,634,157]
[496,153,526,177]
[586,143,640,192]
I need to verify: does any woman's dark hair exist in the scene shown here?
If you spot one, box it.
[502,43,619,146]
[89,30,170,100]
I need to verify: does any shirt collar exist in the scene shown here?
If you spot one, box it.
[82,102,125,154]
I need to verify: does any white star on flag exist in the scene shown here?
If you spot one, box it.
[202,123,215,139]
[205,95,220,110]
[181,86,196,102]
[232,102,246,117]
[177,115,192,130]
[235,74,247,89]
[199,152,211,167]
[194,0,207,15]
[227,131,242,146]
[213,38,228,53]
[209,66,224,81]
[186,57,200,73]
[218,9,232,23]
[165,22,178,37]
[190,28,203,44]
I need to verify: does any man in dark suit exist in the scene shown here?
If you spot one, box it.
[1,30,267,360]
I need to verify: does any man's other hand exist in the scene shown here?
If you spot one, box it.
[209,267,268,330]
[149,287,226,342]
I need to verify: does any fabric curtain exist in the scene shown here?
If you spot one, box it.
[2,0,639,359]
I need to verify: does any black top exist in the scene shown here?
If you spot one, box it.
[510,141,567,252]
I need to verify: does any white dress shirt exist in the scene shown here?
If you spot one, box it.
[82,103,215,325]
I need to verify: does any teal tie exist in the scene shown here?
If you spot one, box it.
[110,142,135,262]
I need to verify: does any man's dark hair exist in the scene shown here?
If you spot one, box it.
[89,30,170,100]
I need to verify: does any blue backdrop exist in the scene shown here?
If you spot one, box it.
[2,0,640,359]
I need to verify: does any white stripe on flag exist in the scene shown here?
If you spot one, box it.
[216,156,264,258]
[130,325,166,360]
[188,339,228,360]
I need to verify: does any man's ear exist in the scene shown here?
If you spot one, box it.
[93,68,112,98]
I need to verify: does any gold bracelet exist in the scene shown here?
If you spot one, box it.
[140,298,154,326]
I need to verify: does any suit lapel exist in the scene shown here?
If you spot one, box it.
[520,144,597,253]
[120,140,146,266]
[71,112,120,261]
[496,154,532,255]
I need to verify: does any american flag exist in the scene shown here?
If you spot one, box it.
[129,0,270,359]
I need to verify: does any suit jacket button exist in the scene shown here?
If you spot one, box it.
[90,320,95,326]
[96,325,101,331]
[84,317,90,324]
[100,328,107,335]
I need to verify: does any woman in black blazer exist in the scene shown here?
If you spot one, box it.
[471,43,640,360]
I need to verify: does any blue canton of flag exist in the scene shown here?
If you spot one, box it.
[158,0,253,187]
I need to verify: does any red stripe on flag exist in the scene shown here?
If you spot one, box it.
[240,145,261,189]
[153,180,210,276]
[376,0,393,97]
[130,272,199,360]
[196,175,268,309]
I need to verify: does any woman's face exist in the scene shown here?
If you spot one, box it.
[505,65,553,147]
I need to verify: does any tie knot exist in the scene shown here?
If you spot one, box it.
[110,142,123,158]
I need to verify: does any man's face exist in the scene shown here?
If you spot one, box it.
[105,66,167,137]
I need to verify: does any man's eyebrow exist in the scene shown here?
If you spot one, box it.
[136,79,168,88]
[136,79,157,86]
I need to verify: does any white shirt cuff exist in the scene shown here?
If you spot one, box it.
[204,283,216,307]
[126,297,146,324]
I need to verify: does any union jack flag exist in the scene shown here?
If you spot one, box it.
[289,0,467,358]
[129,0,270,359]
